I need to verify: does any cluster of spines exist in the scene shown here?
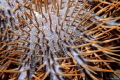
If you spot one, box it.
[0,0,120,80]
